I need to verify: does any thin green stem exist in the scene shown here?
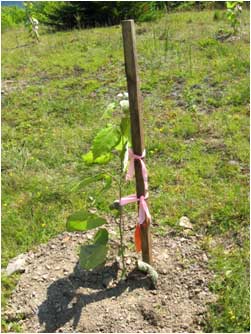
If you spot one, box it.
[118,137,126,277]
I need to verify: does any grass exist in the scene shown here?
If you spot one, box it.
[2,9,250,333]
[205,237,250,333]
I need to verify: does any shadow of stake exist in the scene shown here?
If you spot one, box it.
[38,261,153,332]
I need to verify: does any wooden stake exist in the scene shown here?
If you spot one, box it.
[122,19,153,265]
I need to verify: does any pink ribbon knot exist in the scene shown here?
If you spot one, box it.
[126,148,148,191]
[119,193,151,225]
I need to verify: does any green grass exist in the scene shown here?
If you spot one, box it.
[207,239,250,333]
[2,10,250,332]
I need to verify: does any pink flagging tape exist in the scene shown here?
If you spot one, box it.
[117,148,151,252]
[119,193,151,225]
[126,148,148,191]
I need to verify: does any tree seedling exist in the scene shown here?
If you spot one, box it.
[226,1,243,35]
[66,20,154,283]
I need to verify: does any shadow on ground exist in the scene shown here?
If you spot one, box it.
[38,261,152,332]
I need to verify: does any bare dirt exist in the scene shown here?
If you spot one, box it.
[4,217,216,333]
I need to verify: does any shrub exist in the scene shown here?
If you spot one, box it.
[1,5,25,31]
[32,1,162,30]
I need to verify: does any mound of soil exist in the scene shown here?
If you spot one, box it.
[4,221,215,333]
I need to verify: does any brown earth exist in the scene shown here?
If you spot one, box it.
[4,218,215,333]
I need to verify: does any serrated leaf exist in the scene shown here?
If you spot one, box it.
[93,228,109,245]
[66,210,106,232]
[79,244,107,270]
[82,151,112,165]
[92,125,121,159]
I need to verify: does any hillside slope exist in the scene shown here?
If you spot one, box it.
[2,10,250,332]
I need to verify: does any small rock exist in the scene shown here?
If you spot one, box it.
[179,216,193,230]
[102,276,113,288]
[42,274,48,281]
[197,291,207,300]
[228,160,239,166]
[26,252,34,261]
[89,208,97,214]
[140,306,159,326]
[62,236,70,243]
[115,256,123,269]
[202,253,208,262]
[4,253,28,276]
[195,277,205,285]
[3,310,16,321]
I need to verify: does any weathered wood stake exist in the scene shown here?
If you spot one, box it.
[122,19,153,265]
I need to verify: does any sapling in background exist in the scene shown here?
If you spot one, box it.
[24,1,40,42]
[226,1,243,35]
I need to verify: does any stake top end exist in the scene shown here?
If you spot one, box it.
[122,19,134,24]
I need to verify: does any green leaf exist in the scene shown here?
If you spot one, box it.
[114,117,131,153]
[120,116,131,141]
[92,125,121,159]
[82,151,94,163]
[79,244,107,270]
[114,138,123,151]
[93,228,109,245]
[82,151,112,165]
[66,210,107,232]
[227,2,237,9]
